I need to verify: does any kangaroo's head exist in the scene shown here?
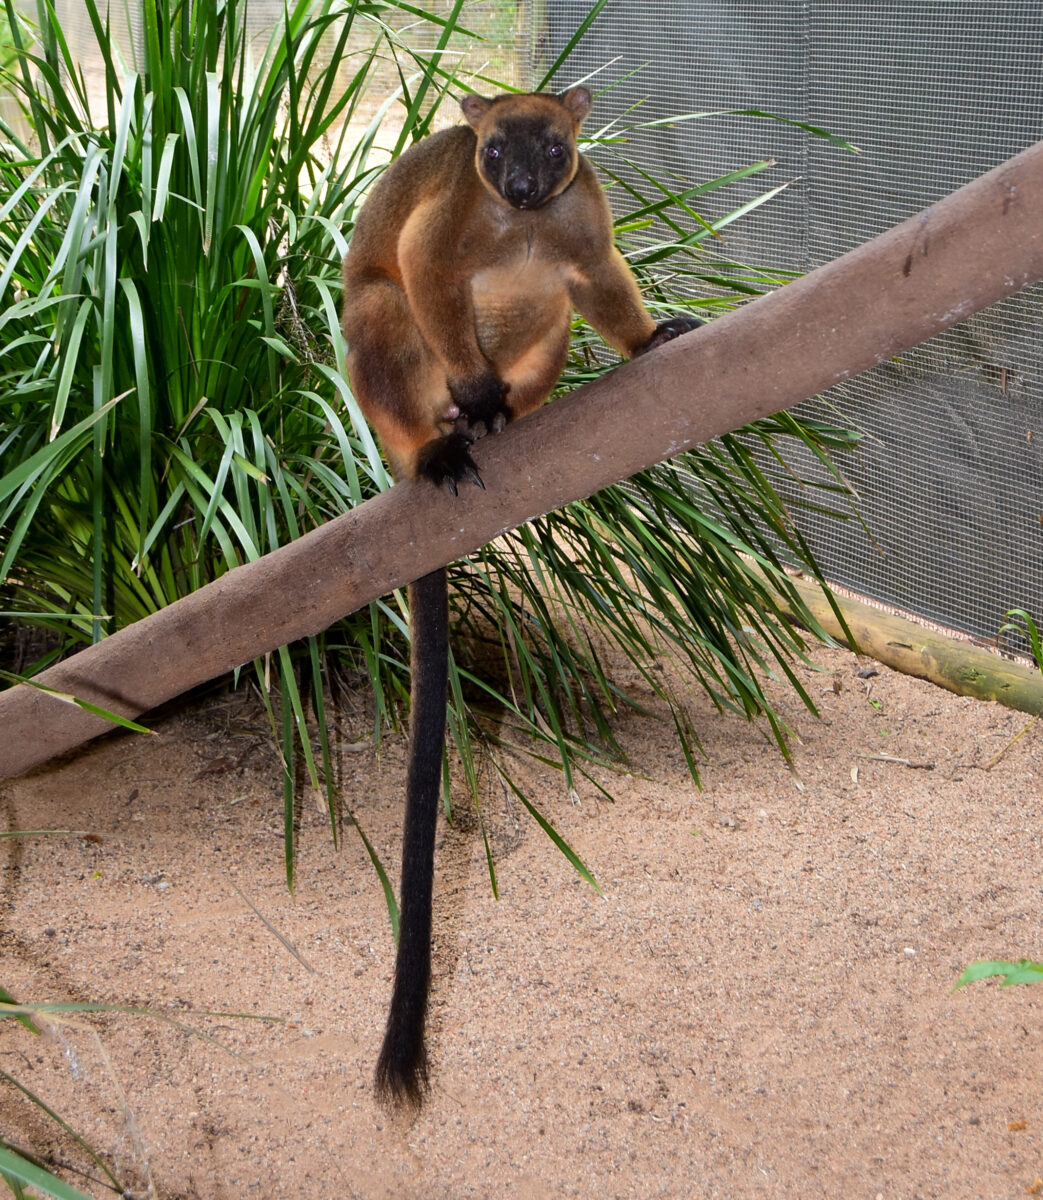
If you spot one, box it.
[461,87,592,211]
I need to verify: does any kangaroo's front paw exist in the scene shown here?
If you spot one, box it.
[633,316,703,358]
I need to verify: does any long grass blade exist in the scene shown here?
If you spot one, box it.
[0,1146,98,1200]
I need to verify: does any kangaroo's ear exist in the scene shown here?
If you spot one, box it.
[560,86,592,125]
[461,94,492,129]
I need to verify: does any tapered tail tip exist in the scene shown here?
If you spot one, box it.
[374,1043,429,1111]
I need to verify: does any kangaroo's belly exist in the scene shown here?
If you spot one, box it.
[471,259,572,367]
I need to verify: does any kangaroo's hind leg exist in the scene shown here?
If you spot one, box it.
[343,277,477,486]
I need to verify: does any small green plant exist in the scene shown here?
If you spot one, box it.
[1001,607,1043,670]
[954,960,1043,991]
[1,967,126,1197]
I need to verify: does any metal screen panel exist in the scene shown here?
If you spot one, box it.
[543,1,1043,643]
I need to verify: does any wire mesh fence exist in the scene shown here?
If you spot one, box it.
[541,0,1043,645]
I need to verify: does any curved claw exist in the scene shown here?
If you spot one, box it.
[415,432,485,494]
[462,463,485,490]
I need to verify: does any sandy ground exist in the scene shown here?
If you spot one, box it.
[2,640,1042,1199]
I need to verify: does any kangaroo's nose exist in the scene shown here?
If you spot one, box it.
[505,172,539,206]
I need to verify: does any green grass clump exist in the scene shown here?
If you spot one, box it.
[1,0,859,885]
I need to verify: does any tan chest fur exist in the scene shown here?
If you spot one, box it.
[470,253,572,367]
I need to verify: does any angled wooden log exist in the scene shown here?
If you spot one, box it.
[752,566,1043,716]
[2,139,1042,781]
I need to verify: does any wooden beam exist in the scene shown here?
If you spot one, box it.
[2,138,1043,780]
[765,570,1043,716]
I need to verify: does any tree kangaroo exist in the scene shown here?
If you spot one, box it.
[341,86,701,1107]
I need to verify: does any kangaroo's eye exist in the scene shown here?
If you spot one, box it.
[547,143,565,159]
[484,144,501,160]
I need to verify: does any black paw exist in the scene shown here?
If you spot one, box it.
[415,433,485,496]
[633,315,703,358]
[449,370,511,440]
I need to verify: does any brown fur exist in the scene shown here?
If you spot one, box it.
[341,88,665,482]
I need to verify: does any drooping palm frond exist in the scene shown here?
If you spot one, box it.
[0,0,479,883]
[1,0,860,896]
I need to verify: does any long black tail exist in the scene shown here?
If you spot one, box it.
[374,566,449,1108]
